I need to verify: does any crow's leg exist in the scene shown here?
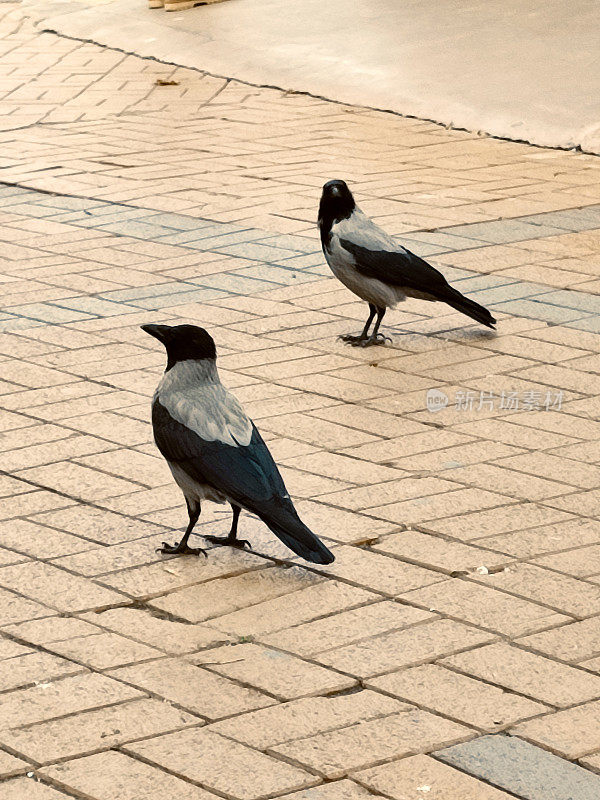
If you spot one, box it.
[204,504,250,549]
[157,498,207,556]
[358,306,392,347]
[339,303,376,343]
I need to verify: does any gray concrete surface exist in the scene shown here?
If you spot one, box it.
[23,0,600,153]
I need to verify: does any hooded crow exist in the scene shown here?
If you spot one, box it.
[318,179,496,346]
[141,323,335,564]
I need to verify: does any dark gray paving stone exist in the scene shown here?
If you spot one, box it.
[435,734,600,800]
[565,317,600,334]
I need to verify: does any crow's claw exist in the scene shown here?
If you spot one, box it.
[156,541,208,557]
[339,333,367,344]
[357,333,391,347]
[203,534,251,550]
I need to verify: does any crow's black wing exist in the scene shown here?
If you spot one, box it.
[152,400,334,563]
[339,238,496,328]
[339,237,450,294]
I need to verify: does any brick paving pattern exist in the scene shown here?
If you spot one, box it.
[1,2,600,797]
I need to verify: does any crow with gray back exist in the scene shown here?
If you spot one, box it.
[318,179,496,346]
[142,323,335,564]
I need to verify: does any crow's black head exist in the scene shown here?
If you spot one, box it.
[141,323,217,370]
[318,180,356,242]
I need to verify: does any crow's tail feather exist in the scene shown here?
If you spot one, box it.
[441,286,496,329]
[260,507,334,564]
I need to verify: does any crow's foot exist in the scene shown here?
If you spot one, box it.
[339,333,368,344]
[157,541,208,556]
[203,534,251,550]
[356,333,392,347]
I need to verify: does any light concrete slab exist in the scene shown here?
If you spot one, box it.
[23,0,600,153]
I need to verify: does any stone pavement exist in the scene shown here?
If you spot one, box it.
[1,2,600,798]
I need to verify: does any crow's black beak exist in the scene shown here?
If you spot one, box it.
[141,323,172,344]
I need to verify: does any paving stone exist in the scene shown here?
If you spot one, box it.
[270,709,472,778]
[479,518,600,558]
[148,565,318,622]
[0,562,124,612]
[108,656,273,720]
[0,650,84,692]
[316,618,494,678]
[0,672,143,731]
[0,780,73,800]
[400,578,568,636]
[1,697,198,764]
[423,504,574,542]
[0,750,30,779]
[206,579,376,637]
[45,631,161,669]
[210,689,407,749]
[191,643,355,700]
[79,606,232,654]
[315,546,445,596]
[355,753,517,799]
[43,751,220,800]
[435,734,600,800]
[373,530,508,573]
[0,587,52,626]
[475,563,600,617]
[442,643,600,707]
[512,699,600,758]
[125,727,319,799]
[262,601,432,657]
[276,781,372,800]
[518,617,600,663]
[369,664,548,731]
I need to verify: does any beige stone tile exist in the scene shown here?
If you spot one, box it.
[373,530,509,573]
[546,490,600,518]
[368,488,514,525]
[451,417,579,450]
[320,477,462,512]
[43,751,219,800]
[270,710,472,778]
[533,544,600,578]
[0,519,97,559]
[0,650,84,693]
[0,750,30,779]
[259,413,379,449]
[355,753,516,799]
[125,727,318,798]
[293,500,397,544]
[0,587,53,627]
[476,563,600,617]
[109,657,272,720]
[512,700,600,759]
[0,672,143,731]
[2,696,198,764]
[193,642,355,699]
[262,601,432,657]
[281,451,407,484]
[148,565,317,622]
[0,562,124,612]
[519,618,600,663]
[46,631,161,670]
[316,618,494,678]
[0,780,72,800]
[207,579,376,637]
[479,518,600,557]
[100,547,266,599]
[442,642,600,707]
[316,546,445,596]
[15,462,139,500]
[369,664,548,730]
[29,504,160,546]
[390,440,524,472]
[401,578,568,636]
[446,463,573,502]
[209,689,406,749]
[276,781,372,800]
[79,606,232,654]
